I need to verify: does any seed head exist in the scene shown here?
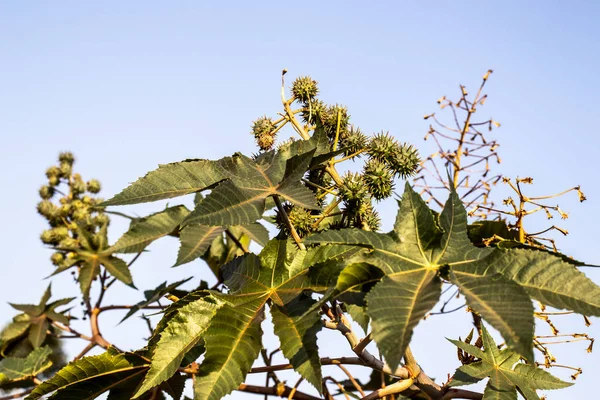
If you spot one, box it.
[363,159,394,200]
[291,76,319,103]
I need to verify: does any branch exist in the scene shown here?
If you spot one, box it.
[237,384,321,400]
[0,388,34,400]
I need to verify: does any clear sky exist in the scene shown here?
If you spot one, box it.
[1,1,599,399]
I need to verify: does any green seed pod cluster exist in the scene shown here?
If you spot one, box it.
[366,132,421,179]
[340,127,368,158]
[359,201,382,231]
[300,99,326,124]
[339,172,369,203]
[36,152,110,270]
[291,76,319,103]
[321,104,350,141]
[363,159,394,200]
[251,116,277,151]
[389,143,421,178]
[367,132,397,162]
[275,203,315,238]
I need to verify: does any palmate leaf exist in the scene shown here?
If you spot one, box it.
[306,184,534,368]
[0,346,52,385]
[465,248,600,317]
[8,285,74,348]
[183,148,319,227]
[72,225,134,299]
[103,131,328,228]
[448,325,571,400]
[306,183,499,369]
[26,348,150,400]
[109,205,189,253]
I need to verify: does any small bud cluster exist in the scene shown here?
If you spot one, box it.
[36,152,109,269]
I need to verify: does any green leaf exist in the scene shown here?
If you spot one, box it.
[305,183,493,370]
[193,296,265,400]
[28,319,49,348]
[109,206,189,253]
[0,346,52,385]
[271,295,322,391]
[26,348,150,400]
[365,269,441,370]
[101,159,228,206]
[133,294,221,398]
[481,248,600,317]
[184,148,319,227]
[174,225,225,267]
[236,223,269,246]
[75,225,135,299]
[188,239,343,399]
[449,271,534,362]
[448,325,571,400]
[7,286,74,348]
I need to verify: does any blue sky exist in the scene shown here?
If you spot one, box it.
[1,2,599,399]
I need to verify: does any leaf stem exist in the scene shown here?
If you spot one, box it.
[273,195,306,250]
[225,228,250,253]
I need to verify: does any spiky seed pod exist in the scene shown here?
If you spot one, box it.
[86,179,101,194]
[251,116,276,139]
[363,159,394,200]
[39,185,55,200]
[305,168,332,206]
[300,99,326,124]
[257,133,275,151]
[367,131,397,162]
[359,202,382,231]
[288,206,315,237]
[322,104,350,141]
[37,200,57,218]
[59,162,72,177]
[275,203,314,238]
[82,196,93,205]
[389,143,421,178]
[58,152,75,165]
[291,76,319,103]
[251,116,277,151]
[339,172,369,203]
[50,252,65,266]
[341,127,368,158]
